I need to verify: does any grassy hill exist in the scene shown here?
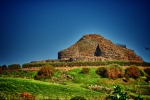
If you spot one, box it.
[0,65,150,100]
[0,77,104,99]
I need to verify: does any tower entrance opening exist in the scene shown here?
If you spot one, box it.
[94,45,101,56]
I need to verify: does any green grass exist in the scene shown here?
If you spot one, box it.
[65,68,100,85]
[0,77,104,99]
[22,60,150,68]
[0,67,150,99]
[52,67,150,99]
[0,70,37,79]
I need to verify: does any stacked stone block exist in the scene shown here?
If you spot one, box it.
[58,34,143,62]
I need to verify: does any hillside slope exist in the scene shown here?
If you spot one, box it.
[0,78,103,99]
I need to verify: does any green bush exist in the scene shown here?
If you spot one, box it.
[144,68,150,76]
[106,85,128,100]
[21,61,150,69]
[34,65,56,80]
[144,68,150,82]
[139,70,145,76]
[80,68,90,74]
[70,96,86,100]
[134,95,143,100]
[125,65,141,79]
[8,64,21,70]
[1,65,7,70]
[96,67,106,77]
[145,76,150,82]
[106,64,124,79]
[96,64,124,79]
[0,70,37,79]
[22,63,45,68]
[0,65,7,74]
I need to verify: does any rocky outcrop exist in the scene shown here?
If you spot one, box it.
[58,34,143,62]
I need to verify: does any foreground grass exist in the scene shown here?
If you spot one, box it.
[53,68,150,99]
[0,70,37,79]
[0,77,104,99]
[0,66,150,99]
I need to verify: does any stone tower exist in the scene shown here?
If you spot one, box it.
[58,34,143,62]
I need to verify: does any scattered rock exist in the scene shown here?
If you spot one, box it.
[66,75,74,80]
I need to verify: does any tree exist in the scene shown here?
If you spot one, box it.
[8,64,21,70]
[1,65,7,70]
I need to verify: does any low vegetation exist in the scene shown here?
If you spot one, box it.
[8,64,21,70]
[70,96,86,100]
[125,65,142,79]
[106,85,144,100]
[96,64,124,79]
[106,64,124,79]
[106,85,128,100]
[0,65,7,70]
[22,61,150,68]
[0,70,37,79]
[144,68,150,82]
[0,63,150,99]
[96,67,106,77]
[80,68,90,74]
[34,65,56,80]
[144,68,150,76]
[0,78,103,99]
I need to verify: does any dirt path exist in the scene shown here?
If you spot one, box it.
[21,66,149,71]
[21,66,126,71]
[55,66,101,71]
[21,66,101,71]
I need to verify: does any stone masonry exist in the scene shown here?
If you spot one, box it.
[58,34,143,62]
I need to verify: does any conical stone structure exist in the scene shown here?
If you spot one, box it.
[58,34,143,62]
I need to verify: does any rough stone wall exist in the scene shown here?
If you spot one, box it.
[58,34,143,62]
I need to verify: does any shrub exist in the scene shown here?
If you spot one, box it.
[144,68,150,82]
[139,70,144,76]
[106,85,128,100]
[18,92,35,99]
[80,68,90,74]
[106,64,124,79]
[34,65,56,80]
[0,65,7,74]
[8,64,21,70]
[96,67,106,77]
[96,64,124,79]
[134,95,143,100]
[125,65,141,79]
[145,76,150,82]
[70,96,86,100]
[1,65,7,70]
[144,68,150,76]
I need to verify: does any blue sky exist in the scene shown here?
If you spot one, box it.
[0,0,150,65]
